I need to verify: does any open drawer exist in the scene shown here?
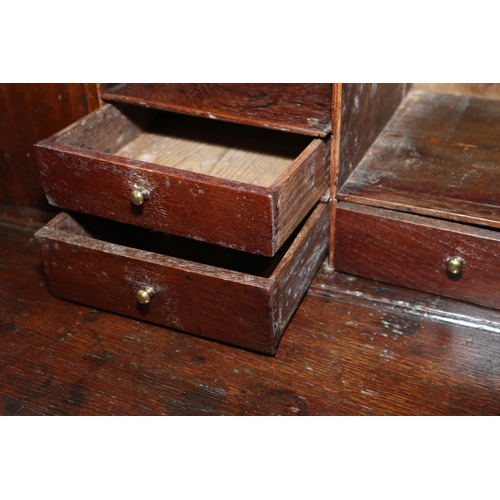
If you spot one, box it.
[34,103,330,257]
[34,202,329,354]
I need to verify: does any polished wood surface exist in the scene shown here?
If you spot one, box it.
[335,201,500,310]
[35,104,330,256]
[34,204,328,354]
[338,90,500,229]
[101,84,333,137]
[2,203,500,415]
[0,84,99,208]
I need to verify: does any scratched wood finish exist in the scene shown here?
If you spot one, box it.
[34,203,329,354]
[338,90,500,228]
[335,202,500,310]
[3,208,500,415]
[0,84,99,208]
[100,84,333,137]
[35,104,330,256]
[414,83,500,100]
[336,83,405,188]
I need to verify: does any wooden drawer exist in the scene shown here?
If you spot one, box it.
[34,103,330,257]
[34,202,329,354]
[335,202,500,310]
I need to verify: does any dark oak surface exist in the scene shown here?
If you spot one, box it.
[338,89,500,229]
[101,84,333,137]
[2,203,500,415]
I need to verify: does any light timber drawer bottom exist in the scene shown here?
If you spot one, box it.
[35,203,329,354]
[335,202,500,310]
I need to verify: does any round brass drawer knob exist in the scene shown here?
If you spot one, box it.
[446,256,464,275]
[130,188,149,206]
[136,286,155,304]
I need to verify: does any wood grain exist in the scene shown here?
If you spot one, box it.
[337,83,405,188]
[3,208,500,415]
[35,104,329,256]
[335,202,500,310]
[100,83,333,137]
[34,203,329,354]
[338,90,500,229]
[414,83,500,100]
[0,84,99,208]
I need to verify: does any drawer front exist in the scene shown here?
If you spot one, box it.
[35,104,330,256]
[35,203,329,354]
[335,202,500,310]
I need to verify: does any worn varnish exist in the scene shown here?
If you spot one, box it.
[414,83,500,100]
[34,203,329,354]
[0,84,99,208]
[100,84,333,137]
[336,83,405,188]
[2,205,500,415]
[338,90,500,229]
[35,103,330,256]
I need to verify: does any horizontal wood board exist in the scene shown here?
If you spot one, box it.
[101,84,333,137]
[338,90,500,228]
[414,83,500,100]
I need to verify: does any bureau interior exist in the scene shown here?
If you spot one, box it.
[337,89,500,229]
[57,209,309,278]
[55,103,312,187]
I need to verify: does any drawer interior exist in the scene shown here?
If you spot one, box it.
[56,209,310,279]
[338,89,500,228]
[55,103,312,187]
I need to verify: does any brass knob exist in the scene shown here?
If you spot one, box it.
[130,187,149,206]
[446,256,464,275]
[136,286,154,304]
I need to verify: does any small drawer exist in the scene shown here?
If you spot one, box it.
[335,202,500,310]
[35,202,329,354]
[35,103,330,256]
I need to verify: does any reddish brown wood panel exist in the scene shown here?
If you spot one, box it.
[273,137,330,251]
[101,83,333,137]
[35,203,329,354]
[414,83,500,100]
[3,208,500,415]
[335,202,500,310]
[35,104,329,256]
[0,84,99,208]
[337,83,405,188]
[338,90,500,229]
